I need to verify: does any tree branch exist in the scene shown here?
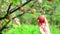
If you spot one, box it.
[0,3,12,20]
[0,0,32,34]
[9,0,32,14]
[0,0,32,20]
[0,12,25,34]
[7,3,13,14]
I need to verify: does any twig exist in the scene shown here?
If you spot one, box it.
[0,12,25,34]
[0,3,35,32]
[9,0,32,14]
[0,0,32,33]
[0,0,32,20]
[0,20,11,31]
[0,0,32,34]
[7,3,13,14]
[0,3,12,20]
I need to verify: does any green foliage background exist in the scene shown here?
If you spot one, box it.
[0,0,60,34]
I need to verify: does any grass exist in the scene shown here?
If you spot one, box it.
[2,24,59,34]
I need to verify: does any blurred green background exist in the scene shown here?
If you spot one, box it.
[0,0,60,34]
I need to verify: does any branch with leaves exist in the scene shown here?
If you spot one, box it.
[0,3,13,20]
[0,0,32,34]
[0,0,32,20]
[0,0,37,32]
